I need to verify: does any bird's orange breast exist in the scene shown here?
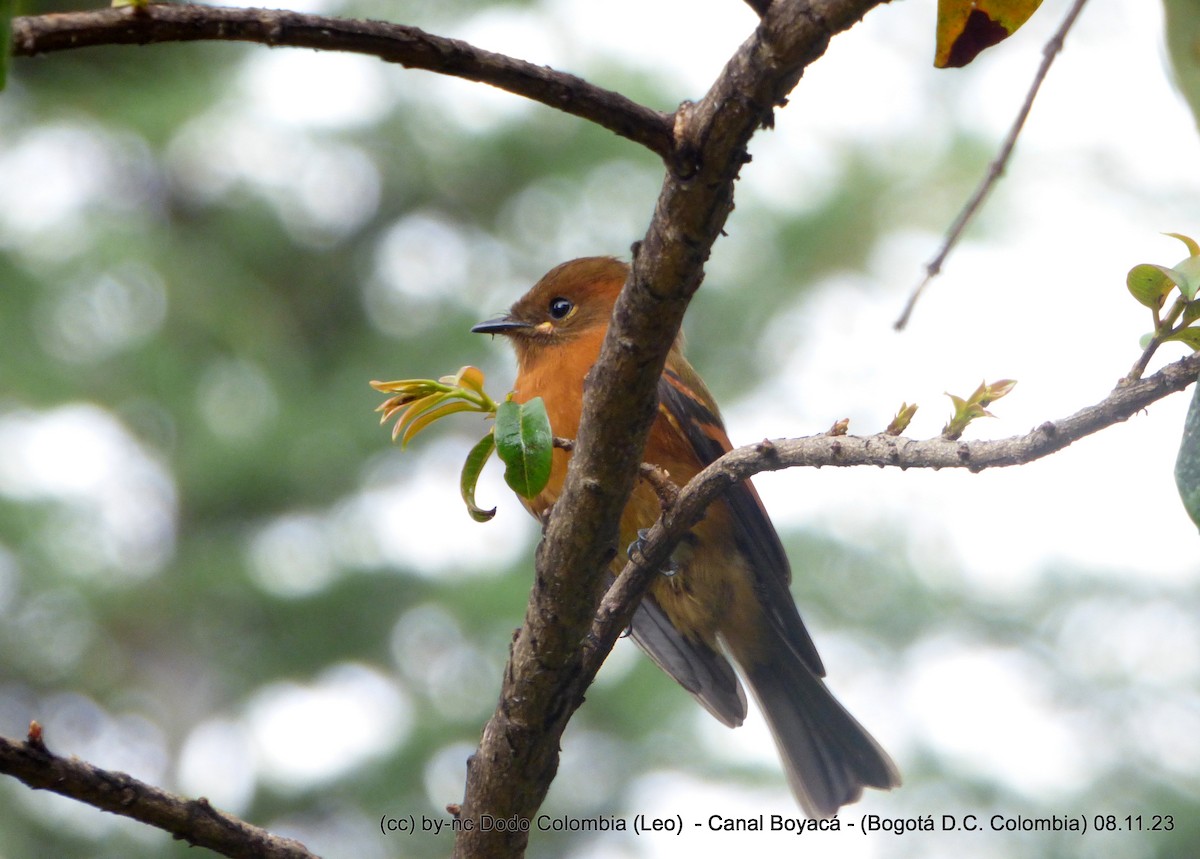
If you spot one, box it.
[511,344,761,651]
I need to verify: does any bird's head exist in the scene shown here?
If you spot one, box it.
[471,257,629,366]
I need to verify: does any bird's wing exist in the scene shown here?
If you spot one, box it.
[627,594,747,727]
[658,368,825,676]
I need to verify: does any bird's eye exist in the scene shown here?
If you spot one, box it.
[548,297,573,320]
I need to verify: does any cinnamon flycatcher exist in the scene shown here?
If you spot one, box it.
[472,257,899,817]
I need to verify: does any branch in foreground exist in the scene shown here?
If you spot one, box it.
[10,5,673,159]
[894,0,1092,330]
[4,353,1191,858]
[588,349,1200,676]
[455,1,890,857]
[0,726,317,859]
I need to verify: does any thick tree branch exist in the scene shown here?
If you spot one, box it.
[0,727,317,859]
[9,5,674,158]
[18,3,1172,859]
[4,352,1192,858]
[588,351,1200,662]
[454,2,890,857]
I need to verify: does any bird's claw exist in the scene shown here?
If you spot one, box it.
[625,528,651,561]
[626,528,678,577]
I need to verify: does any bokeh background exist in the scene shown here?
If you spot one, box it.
[2,0,1199,857]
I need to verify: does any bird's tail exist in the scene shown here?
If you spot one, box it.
[739,630,900,818]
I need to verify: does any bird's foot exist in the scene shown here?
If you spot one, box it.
[626,528,678,577]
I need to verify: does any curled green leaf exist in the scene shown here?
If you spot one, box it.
[494,397,553,499]
[1126,264,1176,310]
[460,432,497,522]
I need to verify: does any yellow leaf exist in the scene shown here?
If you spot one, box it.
[391,392,445,441]
[456,365,487,396]
[400,400,474,448]
[1165,232,1200,259]
[935,0,1044,68]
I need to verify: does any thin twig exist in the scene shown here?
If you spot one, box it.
[894,0,1092,330]
[1127,295,1192,381]
[9,6,674,159]
[556,437,680,507]
[638,461,681,508]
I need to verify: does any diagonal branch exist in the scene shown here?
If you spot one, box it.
[453,2,890,857]
[9,5,674,159]
[0,726,317,859]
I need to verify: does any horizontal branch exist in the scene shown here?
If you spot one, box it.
[585,350,1200,675]
[706,350,1200,476]
[9,5,674,158]
[0,726,317,859]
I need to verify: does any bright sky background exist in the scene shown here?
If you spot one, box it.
[4,1,1199,857]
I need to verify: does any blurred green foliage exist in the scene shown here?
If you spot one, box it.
[1,2,1198,859]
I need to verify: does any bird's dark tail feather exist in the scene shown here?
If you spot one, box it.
[742,635,900,818]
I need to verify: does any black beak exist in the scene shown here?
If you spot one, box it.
[471,316,532,335]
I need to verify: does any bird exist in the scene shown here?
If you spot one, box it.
[471,256,900,817]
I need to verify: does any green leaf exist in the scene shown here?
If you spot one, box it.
[1175,380,1200,533]
[977,378,1017,406]
[1164,326,1200,351]
[1184,300,1200,327]
[887,402,918,436]
[1126,264,1176,309]
[0,0,13,93]
[1175,255,1200,301]
[460,431,497,522]
[494,397,553,499]
[941,378,1013,439]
